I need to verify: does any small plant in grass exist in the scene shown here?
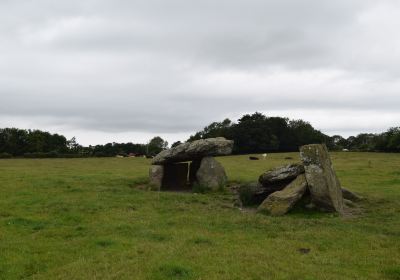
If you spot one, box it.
[192,183,210,193]
[95,239,115,247]
[6,217,46,231]
[154,263,193,280]
[148,183,161,191]
[190,237,213,245]
[383,267,400,280]
[217,183,228,193]
[147,233,169,242]
[192,182,226,193]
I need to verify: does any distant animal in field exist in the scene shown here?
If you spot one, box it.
[249,156,259,160]
[262,153,267,159]
[285,156,294,160]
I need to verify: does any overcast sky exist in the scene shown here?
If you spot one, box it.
[1,0,399,145]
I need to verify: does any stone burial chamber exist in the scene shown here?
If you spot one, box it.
[149,137,234,191]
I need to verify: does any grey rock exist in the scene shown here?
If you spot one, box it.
[258,174,308,216]
[149,165,164,189]
[300,144,344,213]
[259,163,304,187]
[152,137,233,165]
[342,188,362,202]
[195,157,227,191]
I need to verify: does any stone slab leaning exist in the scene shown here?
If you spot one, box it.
[257,174,308,216]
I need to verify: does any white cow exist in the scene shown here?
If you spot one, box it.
[262,153,267,160]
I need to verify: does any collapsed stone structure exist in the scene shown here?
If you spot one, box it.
[241,144,361,216]
[149,137,233,191]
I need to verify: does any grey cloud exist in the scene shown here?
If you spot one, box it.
[0,0,399,143]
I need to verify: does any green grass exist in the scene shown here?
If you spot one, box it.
[0,153,399,279]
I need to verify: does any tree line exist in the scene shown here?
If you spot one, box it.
[188,113,400,153]
[330,127,400,153]
[0,128,168,158]
[1,112,399,158]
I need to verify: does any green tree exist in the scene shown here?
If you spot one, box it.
[147,136,168,156]
[187,112,331,153]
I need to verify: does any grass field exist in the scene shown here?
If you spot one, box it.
[0,153,400,279]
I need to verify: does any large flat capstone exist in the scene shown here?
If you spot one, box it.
[151,137,233,165]
[300,144,344,213]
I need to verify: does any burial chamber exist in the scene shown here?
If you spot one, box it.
[149,138,233,191]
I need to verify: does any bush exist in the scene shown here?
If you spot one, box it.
[57,154,88,158]
[47,151,58,158]
[23,152,91,158]
[23,152,58,158]
[93,152,112,157]
[0,152,12,159]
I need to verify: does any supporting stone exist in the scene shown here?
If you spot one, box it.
[300,144,344,213]
[162,163,189,190]
[195,157,227,191]
[257,174,308,216]
[149,165,164,189]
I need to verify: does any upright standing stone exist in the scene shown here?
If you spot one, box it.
[149,165,164,189]
[195,157,227,191]
[300,144,344,213]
